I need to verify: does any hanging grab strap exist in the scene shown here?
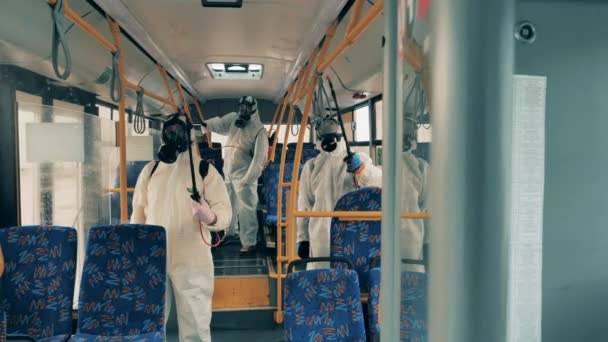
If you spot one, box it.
[110,50,123,102]
[134,88,146,134]
[51,0,72,80]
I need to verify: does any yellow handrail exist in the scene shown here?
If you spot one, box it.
[48,0,118,53]
[107,17,128,223]
[124,80,174,107]
[294,211,431,220]
[317,0,384,74]
[176,81,193,122]
[159,66,179,112]
[108,188,135,193]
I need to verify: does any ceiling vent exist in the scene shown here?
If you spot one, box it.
[206,63,263,80]
[201,0,243,8]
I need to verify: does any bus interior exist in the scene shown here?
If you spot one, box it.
[0,0,607,341]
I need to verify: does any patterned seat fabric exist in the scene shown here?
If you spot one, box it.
[0,311,6,342]
[110,161,151,225]
[284,269,366,342]
[330,187,382,292]
[286,143,319,163]
[368,269,428,341]
[74,225,166,339]
[368,268,382,338]
[69,331,162,342]
[0,226,77,342]
[263,163,302,225]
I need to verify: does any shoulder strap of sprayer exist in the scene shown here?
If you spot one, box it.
[149,160,209,180]
[249,127,266,158]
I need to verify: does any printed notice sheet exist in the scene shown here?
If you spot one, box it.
[507,75,546,342]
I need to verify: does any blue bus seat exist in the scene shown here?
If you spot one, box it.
[110,161,151,224]
[286,143,319,163]
[284,258,365,342]
[72,225,166,341]
[330,187,382,293]
[368,268,428,341]
[262,163,307,226]
[0,226,77,342]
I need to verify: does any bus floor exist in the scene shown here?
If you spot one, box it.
[211,239,270,276]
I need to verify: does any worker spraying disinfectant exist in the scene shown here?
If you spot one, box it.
[131,111,232,341]
[295,77,382,270]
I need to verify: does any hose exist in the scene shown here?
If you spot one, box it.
[404,73,427,127]
[134,88,146,134]
[51,0,72,80]
[110,50,123,102]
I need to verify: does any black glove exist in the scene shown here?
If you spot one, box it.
[298,241,310,259]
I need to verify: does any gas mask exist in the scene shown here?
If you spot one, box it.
[235,96,257,128]
[158,113,191,164]
[315,117,342,153]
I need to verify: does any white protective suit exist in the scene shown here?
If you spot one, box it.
[131,151,232,341]
[205,111,268,247]
[358,149,430,272]
[296,141,382,270]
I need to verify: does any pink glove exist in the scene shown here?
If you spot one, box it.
[192,200,217,225]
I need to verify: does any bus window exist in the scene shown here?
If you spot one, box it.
[98,105,112,121]
[342,111,354,142]
[354,105,371,142]
[375,100,383,140]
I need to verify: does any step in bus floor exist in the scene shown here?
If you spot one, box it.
[212,242,274,276]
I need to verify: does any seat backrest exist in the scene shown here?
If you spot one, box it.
[399,271,427,341]
[286,144,319,163]
[368,268,381,338]
[77,225,166,337]
[330,187,382,292]
[110,161,151,224]
[367,269,428,341]
[0,226,77,339]
[284,269,365,342]
[262,163,304,225]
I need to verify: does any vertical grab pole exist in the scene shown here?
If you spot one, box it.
[270,88,292,163]
[280,55,316,259]
[193,99,205,123]
[380,0,401,339]
[107,17,128,223]
[286,77,317,260]
[176,81,193,122]
[274,66,308,324]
